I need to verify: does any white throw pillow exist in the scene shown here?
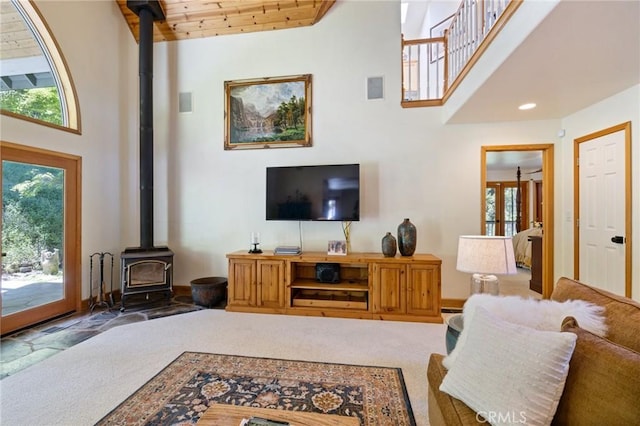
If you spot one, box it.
[439,307,577,426]
[443,294,605,370]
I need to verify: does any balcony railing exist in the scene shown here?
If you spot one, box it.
[401,0,522,107]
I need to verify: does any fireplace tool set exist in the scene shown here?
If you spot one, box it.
[89,252,114,312]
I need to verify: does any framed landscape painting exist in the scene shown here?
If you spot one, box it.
[224,74,312,150]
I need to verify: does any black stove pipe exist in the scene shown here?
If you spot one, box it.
[127,1,165,249]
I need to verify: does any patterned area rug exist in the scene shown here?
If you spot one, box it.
[97,352,415,425]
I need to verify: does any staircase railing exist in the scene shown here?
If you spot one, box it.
[401,0,522,108]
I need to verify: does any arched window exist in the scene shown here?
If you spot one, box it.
[0,0,80,133]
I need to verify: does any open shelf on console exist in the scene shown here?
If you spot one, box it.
[290,262,368,283]
[290,279,368,292]
[289,261,369,310]
[291,289,368,310]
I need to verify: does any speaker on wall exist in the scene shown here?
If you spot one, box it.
[179,92,193,113]
[367,76,384,100]
[316,263,340,283]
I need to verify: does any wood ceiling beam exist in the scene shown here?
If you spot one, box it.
[1,76,13,89]
[25,73,37,86]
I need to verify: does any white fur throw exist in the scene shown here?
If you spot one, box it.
[443,294,606,370]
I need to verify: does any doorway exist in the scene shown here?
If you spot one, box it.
[574,122,631,297]
[481,144,554,298]
[1,142,81,335]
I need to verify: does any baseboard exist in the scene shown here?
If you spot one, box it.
[85,288,458,314]
[173,285,191,297]
[441,298,465,310]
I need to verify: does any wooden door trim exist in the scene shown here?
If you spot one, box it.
[481,144,554,298]
[573,122,632,297]
[1,141,82,334]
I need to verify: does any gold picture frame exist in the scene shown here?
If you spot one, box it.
[224,74,312,150]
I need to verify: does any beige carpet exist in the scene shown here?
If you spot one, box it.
[0,310,447,425]
[499,267,541,299]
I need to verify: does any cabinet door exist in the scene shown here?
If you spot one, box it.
[257,260,285,308]
[228,259,256,306]
[372,263,406,313]
[406,263,440,316]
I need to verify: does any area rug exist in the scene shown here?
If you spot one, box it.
[96,352,415,426]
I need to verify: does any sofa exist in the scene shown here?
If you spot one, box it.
[427,277,640,425]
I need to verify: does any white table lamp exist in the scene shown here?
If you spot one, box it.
[456,235,517,295]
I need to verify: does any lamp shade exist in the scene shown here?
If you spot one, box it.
[456,235,517,275]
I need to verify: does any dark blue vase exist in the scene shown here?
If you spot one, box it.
[397,218,416,256]
[381,232,397,257]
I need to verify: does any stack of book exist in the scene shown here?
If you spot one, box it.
[274,246,301,255]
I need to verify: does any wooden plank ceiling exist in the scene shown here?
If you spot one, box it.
[116,0,337,42]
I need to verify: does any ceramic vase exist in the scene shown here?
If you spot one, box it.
[397,218,417,256]
[381,232,397,257]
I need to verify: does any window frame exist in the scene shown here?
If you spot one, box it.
[0,0,81,134]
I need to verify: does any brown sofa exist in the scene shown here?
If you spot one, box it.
[427,277,640,425]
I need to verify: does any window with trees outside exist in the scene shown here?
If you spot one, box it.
[0,0,80,133]
[486,181,528,237]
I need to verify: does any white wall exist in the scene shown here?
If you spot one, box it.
[146,1,561,299]
[560,85,640,300]
[1,1,137,300]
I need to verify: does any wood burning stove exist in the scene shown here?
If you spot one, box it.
[121,247,173,311]
[120,1,173,311]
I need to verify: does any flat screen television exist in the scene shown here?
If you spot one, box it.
[266,164,360,221]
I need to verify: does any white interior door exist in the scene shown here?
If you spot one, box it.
[578,127,627,296]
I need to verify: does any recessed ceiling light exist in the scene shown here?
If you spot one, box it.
[519,103,537,110]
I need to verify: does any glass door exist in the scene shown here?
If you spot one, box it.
[1,143,80,335]
[485,182,528,236]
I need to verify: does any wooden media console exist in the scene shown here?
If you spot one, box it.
[226,251,442,323]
